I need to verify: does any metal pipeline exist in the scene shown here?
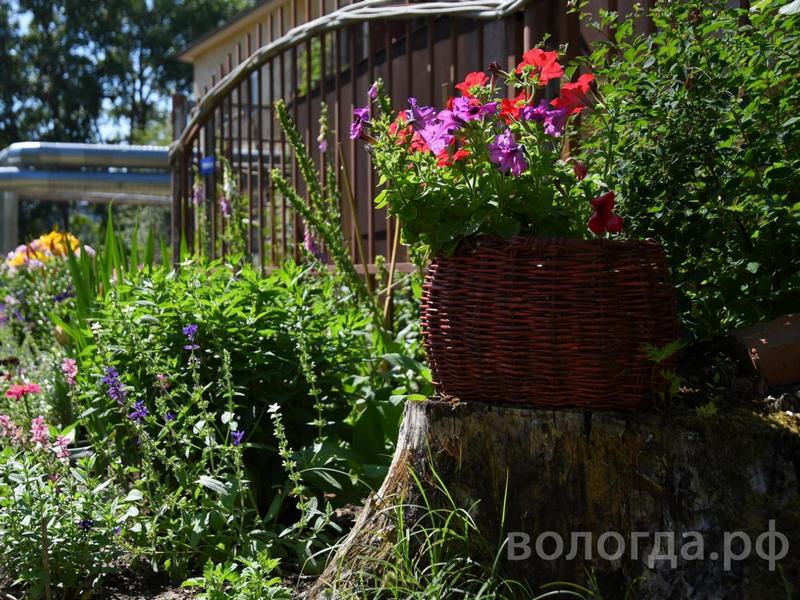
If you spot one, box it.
[0,167,170,205]
[0,142,169,170]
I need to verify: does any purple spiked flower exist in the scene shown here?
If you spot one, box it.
[100,367,127,405]
[232,430,245,446]
[183,324,200,350]
[128,400,149,423]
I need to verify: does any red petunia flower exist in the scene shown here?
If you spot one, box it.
[499,91,529,124]
[551,73,595,116]
[588,191,623,236]
[436,148,471,167]
[515,48,564,85]
[455,71,489,97]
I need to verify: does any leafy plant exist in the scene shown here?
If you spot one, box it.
[181,551,293,600]
[0,414,133,599]
[581,0,800,338]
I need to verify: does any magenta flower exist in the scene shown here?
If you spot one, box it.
[350,106,370,140]
[368,82,378,100]
[0,415,22,443]
[488,129,528,177]
[61,358,77,387]
[451,97,497,124]
[520,98,550,122]
[318,139,328,152]
[304,228,328,262]
[406,98,435,129]
[5,383,41,401]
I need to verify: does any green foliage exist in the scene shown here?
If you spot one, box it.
[0,424,132,599]
[581,0,800,338]
[61,253,426,578]
[181,551,293,600]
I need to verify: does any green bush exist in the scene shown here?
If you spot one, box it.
[582,0,800,338]
[66,257,426,578]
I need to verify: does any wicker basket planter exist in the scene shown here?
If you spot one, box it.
[420,236,679,410]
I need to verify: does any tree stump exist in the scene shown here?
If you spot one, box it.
[310,400,800,599]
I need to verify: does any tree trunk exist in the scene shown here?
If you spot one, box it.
[310,400,800,599]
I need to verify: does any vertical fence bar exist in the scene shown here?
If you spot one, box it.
[257,23,266,272]
[348,21,358,260]
[245,37,254,258]
[384,19,393,261]
[291,0,300,261]
[279,5,288,258]
[335,0,346,257]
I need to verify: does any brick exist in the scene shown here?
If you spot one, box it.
[731,314,800,387]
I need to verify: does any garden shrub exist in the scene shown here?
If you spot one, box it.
[582,0,800,338]
[67,257,424,578]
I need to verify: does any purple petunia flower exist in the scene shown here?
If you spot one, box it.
[128,400,149,423]
[232,430,245,446]
[350,106,370,140]
[543,107,569,137]
[406,98,436,129]
[451,97,498,124]
[101,367,127,405]
[78,519,93,531]
[488,129,529,177]
[520,99,550,123]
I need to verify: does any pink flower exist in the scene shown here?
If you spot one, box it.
[5,383,42,401]
[0,414,22,443]
[61,359,78,387]
[54,436,70,461]
[30,416,49,448]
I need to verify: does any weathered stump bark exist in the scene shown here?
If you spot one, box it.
[311,400,800,599]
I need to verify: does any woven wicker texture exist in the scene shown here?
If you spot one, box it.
[420,237,679,409]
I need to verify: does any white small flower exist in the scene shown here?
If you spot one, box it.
[268,403,280,414]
